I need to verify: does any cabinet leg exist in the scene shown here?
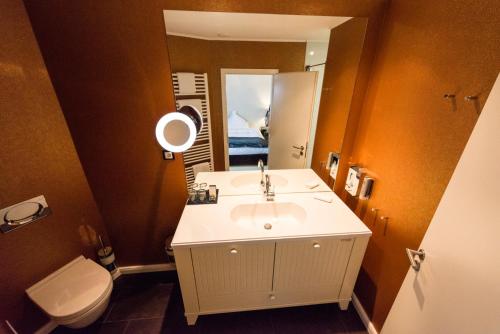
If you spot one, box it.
[185,313,198,325]
[339,300,350,310]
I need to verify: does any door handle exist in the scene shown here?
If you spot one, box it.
[292,145,305,156]
[406,248,425,271]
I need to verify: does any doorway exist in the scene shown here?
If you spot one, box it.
[221,69,278,171]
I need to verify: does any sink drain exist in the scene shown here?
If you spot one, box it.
[264,223,272,230]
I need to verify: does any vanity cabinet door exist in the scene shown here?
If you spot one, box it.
[272,238,354,304]
[191,242,275,312]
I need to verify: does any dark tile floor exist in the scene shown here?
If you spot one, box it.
[53,271,367,334]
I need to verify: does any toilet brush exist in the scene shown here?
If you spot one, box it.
[97,235,117,274]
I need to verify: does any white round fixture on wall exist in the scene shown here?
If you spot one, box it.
[155,105,203,153]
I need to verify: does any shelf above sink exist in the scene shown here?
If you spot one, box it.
[195,169,331,196]
[230,173,288,188]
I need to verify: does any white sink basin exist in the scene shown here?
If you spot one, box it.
[230,173,288,188]
[172,193,371,246]
[230,202,306,230]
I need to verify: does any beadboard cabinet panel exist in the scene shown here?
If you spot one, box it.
[191,242,275,312]
[273,238,354,304]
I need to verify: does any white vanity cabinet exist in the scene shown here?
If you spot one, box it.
[172,182,371,325]
[174,235,369,325]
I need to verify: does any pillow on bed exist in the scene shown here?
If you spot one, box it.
[228,111,249,129]
[228,127,265,140]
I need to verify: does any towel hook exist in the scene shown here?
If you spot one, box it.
[370,208,379,225]
[380,216,389,235]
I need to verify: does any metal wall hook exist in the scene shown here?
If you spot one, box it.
[370,208,379,225]
[380,216,389,235]
[443,93,458,112]
[464,95,481,115]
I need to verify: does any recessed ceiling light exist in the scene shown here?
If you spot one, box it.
[309,51,315,56]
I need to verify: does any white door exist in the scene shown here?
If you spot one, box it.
[268,72,317,169]
[382,74,500,334]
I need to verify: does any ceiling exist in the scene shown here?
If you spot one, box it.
[163,11,351,42]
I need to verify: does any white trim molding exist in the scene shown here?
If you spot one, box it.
[34,320,57,334]
[4,320,18,334]
[113,262,176,278]
[352,293,378,334]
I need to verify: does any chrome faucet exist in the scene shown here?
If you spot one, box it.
[257,159,265,188]
[264,174,275,201]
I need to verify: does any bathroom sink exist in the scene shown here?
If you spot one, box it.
[230,173,288,188]
[173,192,371,246]
[230,202,306,230]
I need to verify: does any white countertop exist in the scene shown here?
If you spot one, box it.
[194,169,332,196]
[172,192,371,247]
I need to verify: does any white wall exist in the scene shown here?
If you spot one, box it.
[226,74,273,128]
[304,41,329,167]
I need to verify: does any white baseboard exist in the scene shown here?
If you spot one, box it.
[352,293,378,334]
[34,320,57,334]
[111,268,122,280]
[4,320,18,334]
[116,262,176,276]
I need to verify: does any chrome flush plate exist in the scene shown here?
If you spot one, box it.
[0,195,51,233]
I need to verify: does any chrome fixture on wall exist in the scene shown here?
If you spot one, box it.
[406,248,425,271]
[155,105,203,153]
[0,195,51,233]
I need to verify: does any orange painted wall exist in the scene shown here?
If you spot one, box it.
[19,1,499,331]
[343,0,499,330]
[312,18,368,178]
[0,0,108,331]
[167,36,306,170]
[24,0,385,266]
[24,0,188,266]
[21,0,388,327]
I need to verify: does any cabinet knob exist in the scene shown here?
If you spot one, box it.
[313,242,321,249]
[269,294,276,300]
[230,248,238,254]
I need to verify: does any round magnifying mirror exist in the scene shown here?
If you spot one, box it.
[155,105,203,152]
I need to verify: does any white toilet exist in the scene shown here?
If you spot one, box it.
[26,256,113,329]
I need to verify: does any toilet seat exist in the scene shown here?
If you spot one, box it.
[54,279,113,325]
[26,256,112,323]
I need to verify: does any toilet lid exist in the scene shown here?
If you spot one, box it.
[26,256,112,319]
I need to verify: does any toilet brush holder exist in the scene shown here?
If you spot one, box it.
[98,246,117,273]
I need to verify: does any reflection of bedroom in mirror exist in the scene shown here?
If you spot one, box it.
[222,69,276,170]
[163,10,367,179]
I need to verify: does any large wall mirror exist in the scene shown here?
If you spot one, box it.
[163,10,368,186]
